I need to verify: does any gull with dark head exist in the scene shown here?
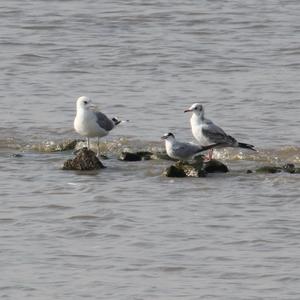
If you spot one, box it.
[184,103,256,159]
[161,132,219,161]
[74,96,122,156]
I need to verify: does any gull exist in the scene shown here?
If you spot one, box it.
[161,132,219,161]
[184,103,256,159]
[74,96,122,156]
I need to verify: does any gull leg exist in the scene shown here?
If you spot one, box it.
[97,137,100,157]
[86,137,90,149]
[204,149,213,161]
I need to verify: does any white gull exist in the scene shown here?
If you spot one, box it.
[74,96,121,156]
[184,103,256,159]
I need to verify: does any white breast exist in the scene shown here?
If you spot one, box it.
[165,140,176,159]
[74,110,108,138]
[190,115,210,146]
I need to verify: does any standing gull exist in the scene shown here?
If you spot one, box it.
[161,132,220,161]
[74,96,121,156]
[184,103,256,159]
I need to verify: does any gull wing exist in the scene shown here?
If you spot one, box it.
[173,142,203,157]
[95,111,115,131]
[202,121,236,145]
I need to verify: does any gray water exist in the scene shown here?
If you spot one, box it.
[1,1,300,299]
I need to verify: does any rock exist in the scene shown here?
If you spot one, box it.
[282,163,295,173]
[11,153,23,158]
[255,166,281,174]
[118,151,153,161]
[164,165,187,177]
[62,147,105,170]
[204,159,229,173]
[119,152,142,161]
[246,169,253,174]
[163,160,206,178]
[136,151,153,160]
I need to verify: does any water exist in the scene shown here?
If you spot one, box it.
[1,0,300,299]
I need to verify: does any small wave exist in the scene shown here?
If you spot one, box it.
[1,136,299,164]
[213,146,300,164]
[68,215,99,220]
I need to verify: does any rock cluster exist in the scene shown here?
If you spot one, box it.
[164,158,228,178]
[62,147,300,176]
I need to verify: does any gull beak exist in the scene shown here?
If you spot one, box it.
[161,135,167,140]
[184,109,191,113]
[89,104,98,110]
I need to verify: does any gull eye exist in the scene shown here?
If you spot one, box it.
[84,101,88,104]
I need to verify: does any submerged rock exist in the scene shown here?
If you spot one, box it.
[204,159,229,173]
[255,163,300,174]
[255,166,281,174]
[62,148,105,170]
[11,153,23,158]
[118,151,153,161]
[282,163,296,174]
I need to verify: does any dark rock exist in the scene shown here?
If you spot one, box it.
[164,160,206,178]
[11,153,23,158]
[204,159,229,173]
[118,151,154,161]
[282,163,295,173]
[62,147,105,170]
[255,166,281,174]
[136,151,153,160]
[164,165,187,177]
[119,152,142,161]
[294,168,300,174]
[246,169,253,174]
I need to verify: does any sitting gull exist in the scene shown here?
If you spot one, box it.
[74,96,122,156]
[184,103,256,159]
[161,132,219,161]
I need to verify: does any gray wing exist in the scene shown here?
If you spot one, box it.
[95,111,115,131]
[202,120,236,145]
[173,142,203,157]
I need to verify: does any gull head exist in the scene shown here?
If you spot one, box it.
[184,103,204,115]
[161,132,175,141]
[76,96,94,110]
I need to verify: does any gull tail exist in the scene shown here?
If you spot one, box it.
[112,117,129,126]
[238,142,256,151]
